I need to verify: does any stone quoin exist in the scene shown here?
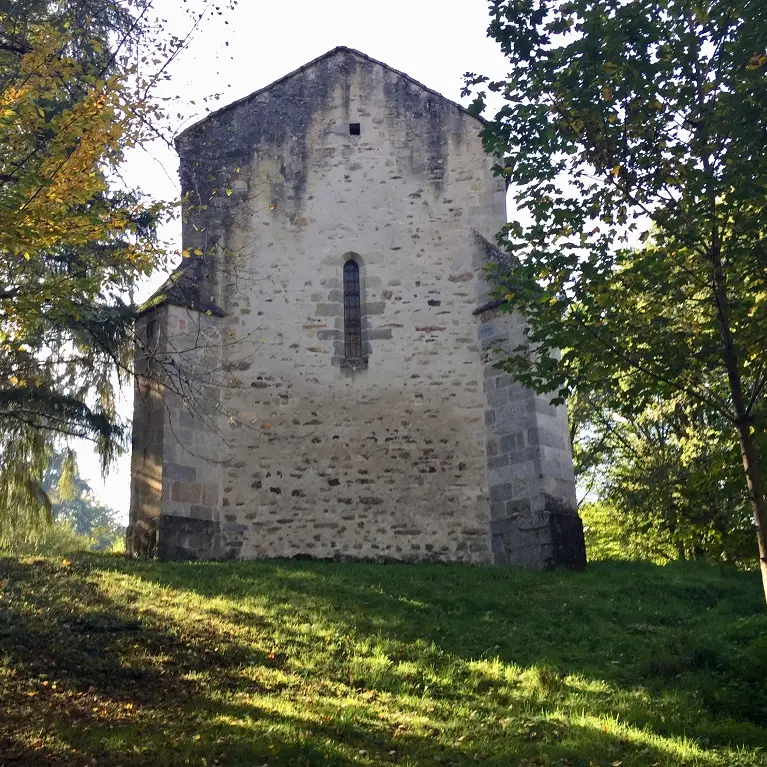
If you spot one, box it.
[127,47,587,568]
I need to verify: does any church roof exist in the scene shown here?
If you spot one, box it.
[176,45,483,142]
[137,257,225,317]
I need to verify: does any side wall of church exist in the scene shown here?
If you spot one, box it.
[479,308,583,567]
[173,51,507,563]
[127,308,167,556]
[128,304,227,559]
[154,304,225,559]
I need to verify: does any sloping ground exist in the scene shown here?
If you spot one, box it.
[0,556,765,767]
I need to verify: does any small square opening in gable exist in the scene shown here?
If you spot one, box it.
[349,122,361,136]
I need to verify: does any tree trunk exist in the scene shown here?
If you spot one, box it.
[708,238,767,603]
[733,417,767,604]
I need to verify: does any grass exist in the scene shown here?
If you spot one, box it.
[0,555,765,766]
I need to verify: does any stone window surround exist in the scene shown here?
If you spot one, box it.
[338,251,369,371]
[343,258,363,359]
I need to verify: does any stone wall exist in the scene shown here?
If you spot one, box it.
[128,47,585,567]
[479,308,585,568]
[173,48,506,563]
[128,304,225,559]
[127,308,166,556]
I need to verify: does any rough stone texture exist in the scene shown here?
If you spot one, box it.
[478,306,585,568]
[126,308,166,557]
[127,47,586,568]
[157,516,220,560]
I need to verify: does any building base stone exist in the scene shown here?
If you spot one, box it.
[156,516,221,561]
[491,506,586,570]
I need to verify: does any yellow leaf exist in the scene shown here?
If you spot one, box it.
[612,165,621,177]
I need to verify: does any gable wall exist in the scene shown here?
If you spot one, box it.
[174,51,507,562]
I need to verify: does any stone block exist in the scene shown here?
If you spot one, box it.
[317,329,343,341]
[486,388,509,408]
[534,396,559,418]
[492,404,538,434]
[507,382,533,402]
[537,427,565,450]
[367,327,393,340]
[487,454,509,470]
[489,517,514,536]
[202,484,219,507]
[480,336,505,351]
[190,504,214,521]
[365,301,386,315]
[489,482,514,503]
[315,303,343,317]
[505,498,531,515]
[158,516,219,560]
[164,463,197,482]
[489,502,506,520]
[172,481,201,504]
[477,321,497,340]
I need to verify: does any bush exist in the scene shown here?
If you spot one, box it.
[0,520,123,556]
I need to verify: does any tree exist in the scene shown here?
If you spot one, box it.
[574,390,755,564]
[0,448,123,552]
[0,1,232,539]
[42,451,123,551]
[466,0,767,599]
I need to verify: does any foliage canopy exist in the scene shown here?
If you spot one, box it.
[573,390,756,565]
[0,1,231,537]
[467,0,767,597]
[0,0,166,534]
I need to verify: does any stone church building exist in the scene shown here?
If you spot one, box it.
[127,47,586,568]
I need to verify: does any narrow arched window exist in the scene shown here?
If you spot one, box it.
[343,259,362,358]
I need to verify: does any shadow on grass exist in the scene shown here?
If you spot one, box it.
[0,555,765,766]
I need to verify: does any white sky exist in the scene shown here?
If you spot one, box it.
[78,0,511,521]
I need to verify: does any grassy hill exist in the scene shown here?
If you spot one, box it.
[0,555,765,766]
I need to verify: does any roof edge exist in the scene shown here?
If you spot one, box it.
[175,46,485,144]
[136,257,226,318]
[136,298,226,318]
